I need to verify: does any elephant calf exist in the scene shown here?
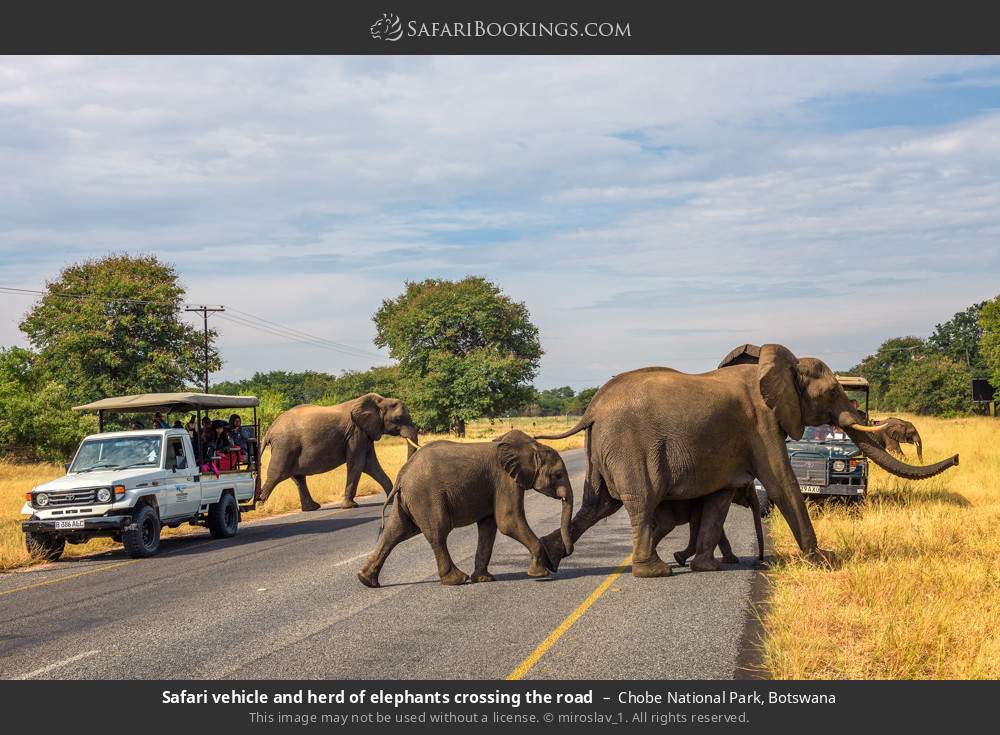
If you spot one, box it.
[668,484,765,569]
[357,430,574,587]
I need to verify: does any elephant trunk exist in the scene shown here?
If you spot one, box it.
[845,427,957,480]
[557,485,574,557]
[914,433,924,463]
[401,424,419,458]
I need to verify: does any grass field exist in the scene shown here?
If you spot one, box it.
[762,413,1000,679]
[0,415,584,570]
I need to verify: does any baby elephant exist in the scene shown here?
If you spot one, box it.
[357,430,574,587]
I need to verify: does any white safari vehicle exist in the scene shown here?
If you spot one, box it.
[21,393,261,560]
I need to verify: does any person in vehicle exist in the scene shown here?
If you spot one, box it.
[153,412,169,429]
[130,420,144,430]
[205,419,233,458]
[228,414,250,457]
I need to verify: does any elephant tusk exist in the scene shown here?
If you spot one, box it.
[404,437,421,450]
[844,423,882,434]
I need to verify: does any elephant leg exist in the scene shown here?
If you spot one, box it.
[426,526,468,586]
[363,448,394,496]
[341,455,365,509]
[885,436,903,456]
[357,503,420,588]
[667,502,699,566]
[256,472,283,503]
[471,516,498,583]
[540,463,622,568]
[690,488,735,572]
[717,528,739,564]
[500,513,550,578]
[292,475,321,512]
[627,503,672,578]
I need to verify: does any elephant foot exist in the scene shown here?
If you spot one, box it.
[357,570,380,588]
[807,547,837,567]
[338,499,359,510]
[690,555,721,572]
[721,552,740,565]
[632,557,672,578]
[301,500,322,512]
[527,558,550,578]
[440,568,469,586]
[470,571,496,583]
[539,531,566,571]
[673,550,691,567]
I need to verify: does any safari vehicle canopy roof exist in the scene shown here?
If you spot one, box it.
[73,392,259,413]
[835,375,869,391]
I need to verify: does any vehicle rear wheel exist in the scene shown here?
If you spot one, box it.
[207,493,239,539]
[25,532,65,562]
[122,505,161,558]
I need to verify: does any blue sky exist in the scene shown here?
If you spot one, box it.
[1,56,999,388]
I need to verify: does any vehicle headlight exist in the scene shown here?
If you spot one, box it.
[96,487,112,503]
[832,460,847,473]
[35,492,49,507]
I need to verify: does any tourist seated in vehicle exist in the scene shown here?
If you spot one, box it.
[130,420,144,430]
[152,412,169,429]
[203,419,237,471]
[228,414,251,458]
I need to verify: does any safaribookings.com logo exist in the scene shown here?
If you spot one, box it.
[370,13,631,42]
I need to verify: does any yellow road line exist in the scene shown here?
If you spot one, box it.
[0,501,371,598]
[0,560,137,597]
[506,554,632,681]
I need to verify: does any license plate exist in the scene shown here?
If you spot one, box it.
[800,485,824,494]
[54,519,85,529]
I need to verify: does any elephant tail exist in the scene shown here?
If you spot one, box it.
[379,484,401,537]
[534,418,593,441]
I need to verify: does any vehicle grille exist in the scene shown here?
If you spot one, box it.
[47,489,98,506]
[790,456,829,486]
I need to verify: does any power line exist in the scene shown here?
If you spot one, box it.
[217,313,387,362]
[227,306,386,360]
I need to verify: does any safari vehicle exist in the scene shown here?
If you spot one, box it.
[21,393,261,560]
[756,375,871,509]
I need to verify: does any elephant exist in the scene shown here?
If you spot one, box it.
[869,417,923,462]
[356,430,574,587]
[535,344,959,578]
[669,484,764,568]
[256,393,419,512]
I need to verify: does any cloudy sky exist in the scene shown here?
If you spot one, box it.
[2,56,999,388]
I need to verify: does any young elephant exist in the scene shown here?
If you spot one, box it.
[669,484,765,568]
[357,430,574,587]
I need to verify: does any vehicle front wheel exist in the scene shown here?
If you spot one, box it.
[207,493,239,539]
[25,532,65,562]
[122,505,161,558]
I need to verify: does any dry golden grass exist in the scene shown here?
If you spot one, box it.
[763,413,1000,679]
[0,416,584,570]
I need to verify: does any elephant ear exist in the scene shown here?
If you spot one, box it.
[496,430,540,489]
[351,393,384,442]
[757,344,805,440]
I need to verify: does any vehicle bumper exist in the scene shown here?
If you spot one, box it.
[22,515,131,536]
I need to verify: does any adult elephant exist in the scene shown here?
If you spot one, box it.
[869,417,923,462]
[536,344,959,577]
[256,394,419,511]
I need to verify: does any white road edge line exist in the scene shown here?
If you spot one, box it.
[332,552,370,567]
[18,649,101,680]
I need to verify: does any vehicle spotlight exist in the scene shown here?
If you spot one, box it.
[35,492,49,507]
[96,487,112,503]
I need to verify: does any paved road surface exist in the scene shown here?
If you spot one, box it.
[0,449,764,680]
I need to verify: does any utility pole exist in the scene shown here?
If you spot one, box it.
[185,305,224,393]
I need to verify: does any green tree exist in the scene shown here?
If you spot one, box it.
[849,336,926,406]
[19,254,217,403]
[979,295,1000,393]
[882,355,972,416]
[927,302,988,377]
[319,366,403,405]
[572,386,599,414]
[213,370,339,406]
[373,277,542,433]
[0,347,95,460]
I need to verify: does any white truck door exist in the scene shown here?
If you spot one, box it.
[163,436,199,518]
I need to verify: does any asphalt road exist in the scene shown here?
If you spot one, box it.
[0,448,764,680]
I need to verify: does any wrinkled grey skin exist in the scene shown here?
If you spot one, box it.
[536,344,959,578]
[256,393,419,511]
[670,484,764,568]
[357,430,574,587]
[870,417,924,462]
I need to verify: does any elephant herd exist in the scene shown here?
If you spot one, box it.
[254,343,959,586]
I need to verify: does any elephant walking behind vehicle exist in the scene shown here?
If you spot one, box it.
[256,393,419,512]
[536,344,959,578]
[357,430,574,587]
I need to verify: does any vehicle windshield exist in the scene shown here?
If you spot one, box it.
[801,424,850,442]
[70,435,162,472]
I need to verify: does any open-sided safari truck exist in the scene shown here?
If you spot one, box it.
[21,393,260,561]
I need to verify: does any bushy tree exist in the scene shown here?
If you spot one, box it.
[882,355,972,416]
[19,254,216,403]
[849,336,926,405]
[374,277,542,433]
[927,302,988,377]
[213,370,339,406]
[979,296,1000,394]
[319,366,402,405]
[0,347,95,460]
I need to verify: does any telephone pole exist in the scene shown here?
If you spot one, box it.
[185,305,224,393]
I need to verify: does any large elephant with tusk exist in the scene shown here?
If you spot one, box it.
[535,344,959,577]
[256,393,419,511]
